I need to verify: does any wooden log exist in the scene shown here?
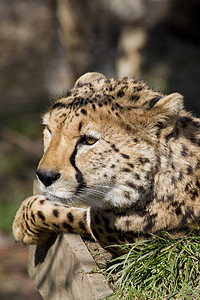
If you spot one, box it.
[27,182,113,299]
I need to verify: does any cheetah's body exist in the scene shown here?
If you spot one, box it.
[13,72,200,251]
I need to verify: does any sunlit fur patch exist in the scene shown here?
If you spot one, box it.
[42,112,50,125]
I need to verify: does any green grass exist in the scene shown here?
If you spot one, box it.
[0,203,20,235]
[103,232,200,299]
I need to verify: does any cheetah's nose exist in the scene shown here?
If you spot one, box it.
[36,169,61,187]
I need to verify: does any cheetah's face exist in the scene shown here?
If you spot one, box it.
[38,110,111,204]
[37,108,152,208]
[36,72,183,209]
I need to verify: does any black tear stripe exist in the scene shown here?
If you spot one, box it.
[70,141,86,194]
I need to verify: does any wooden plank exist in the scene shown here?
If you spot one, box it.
[28,234,112,299]
[28,181,113,299]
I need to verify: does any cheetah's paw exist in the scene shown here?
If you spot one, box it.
[12,195,56,244]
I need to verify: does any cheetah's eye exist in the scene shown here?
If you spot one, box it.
[85,136,98,145]
[79,135,98,146]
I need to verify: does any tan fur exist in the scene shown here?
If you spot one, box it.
[13,72,200,252]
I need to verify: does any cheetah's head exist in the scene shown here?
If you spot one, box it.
[36,72,183,209]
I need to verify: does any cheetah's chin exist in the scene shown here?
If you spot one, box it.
[44,191,73,204]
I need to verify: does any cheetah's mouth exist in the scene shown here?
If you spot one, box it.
[37,180,74,204]
[38,179,111,207]
[38,177,134,209]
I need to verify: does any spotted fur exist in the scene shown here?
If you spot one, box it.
[13,72,200,251]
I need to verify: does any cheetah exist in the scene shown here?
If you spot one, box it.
[13,72,200,252]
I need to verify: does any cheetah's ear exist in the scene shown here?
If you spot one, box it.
[150,92,184,117]
[74,72,107,88]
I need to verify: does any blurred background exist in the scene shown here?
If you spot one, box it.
[0,0,199,298]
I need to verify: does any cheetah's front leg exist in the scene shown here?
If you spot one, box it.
[12,195,91,244]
